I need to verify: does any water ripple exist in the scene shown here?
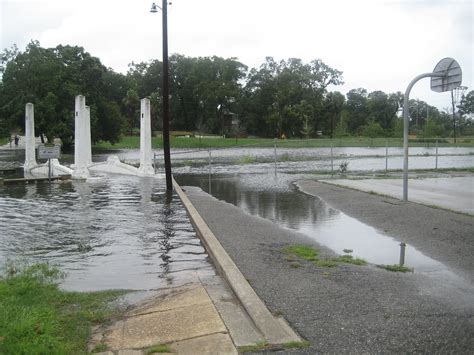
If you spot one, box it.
[0,175,211,291]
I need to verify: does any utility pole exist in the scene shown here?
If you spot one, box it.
[162,0,172,190]
[151,1,172,190]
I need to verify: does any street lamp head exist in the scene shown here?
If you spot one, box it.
[150,3,159,13]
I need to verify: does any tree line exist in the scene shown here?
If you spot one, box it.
[1,41,472,148]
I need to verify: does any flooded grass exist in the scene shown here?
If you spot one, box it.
[237,155,257,164]
[0,263,125,354]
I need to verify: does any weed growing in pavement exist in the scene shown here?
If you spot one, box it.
[383,264,413,273]
[283,245,368,269]
[146,344,173,353]
[333,254,367,265]
[238,341,269,353]
[282,340,311,349]
[282,245,320,261]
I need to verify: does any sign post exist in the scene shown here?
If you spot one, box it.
[38,144,61,182]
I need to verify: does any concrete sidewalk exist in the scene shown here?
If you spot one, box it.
[89,279,238,355]
[322,176,474,215]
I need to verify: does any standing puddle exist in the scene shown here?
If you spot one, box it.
[177,173,448,272]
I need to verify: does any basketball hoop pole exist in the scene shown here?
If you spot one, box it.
[402,72,445,202]
[402,57,462,202]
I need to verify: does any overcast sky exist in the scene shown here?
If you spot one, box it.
[1,0,472,110]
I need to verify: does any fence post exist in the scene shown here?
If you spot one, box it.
[385,140,388,173]
[208,149,212,194]
[48,158,51,183]
[435,140,438,170]
[330,140,334,175]
[154,153,157,174]
[274,139,277,176]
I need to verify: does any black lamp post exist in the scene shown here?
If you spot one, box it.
[151,1,172,190]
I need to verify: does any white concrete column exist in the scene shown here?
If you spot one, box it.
[85,105,92,165]
[24,103,37,171]
[138,98,154,175]
[72,95,90,179]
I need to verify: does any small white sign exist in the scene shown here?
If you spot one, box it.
[38,144,61,159]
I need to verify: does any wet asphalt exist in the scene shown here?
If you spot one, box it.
[183,181,474,353]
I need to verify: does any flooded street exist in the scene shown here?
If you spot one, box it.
[110,146,473,174]
[0,175,213,291]
[176,173,450,271]
[1,145,472,292]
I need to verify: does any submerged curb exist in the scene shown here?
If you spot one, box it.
[173,178,301,345]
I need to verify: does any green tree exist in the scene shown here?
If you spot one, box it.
[344,88,368,134]
[458,90,474,116]
[123,89,140,135]
[367,90,398,130]
[422,117,444,137]
[359,121,385,137]
[243,57,343,138]
[323,91,345,138]
[0,41,128,148]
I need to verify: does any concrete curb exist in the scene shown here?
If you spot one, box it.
[173,178,301,345]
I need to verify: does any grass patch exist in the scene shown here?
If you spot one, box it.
[93,135,474,150]
[0,263,126,354]
[383,264,413,273]
[238,341,269,353]
[283,245,368,269]
[333,255,367,266]
[314,259,338,268]
[282,340,311,349]
[282,245,319,261]
[146,344,173,353]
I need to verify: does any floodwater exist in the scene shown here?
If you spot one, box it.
[0,175,213,292]
[1,146,473,174]
[1,145,472,293]
[111,146,473,174]
[175,173,452,272]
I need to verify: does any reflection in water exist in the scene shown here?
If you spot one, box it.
[176,174,446,271]
[0,175,213,291]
